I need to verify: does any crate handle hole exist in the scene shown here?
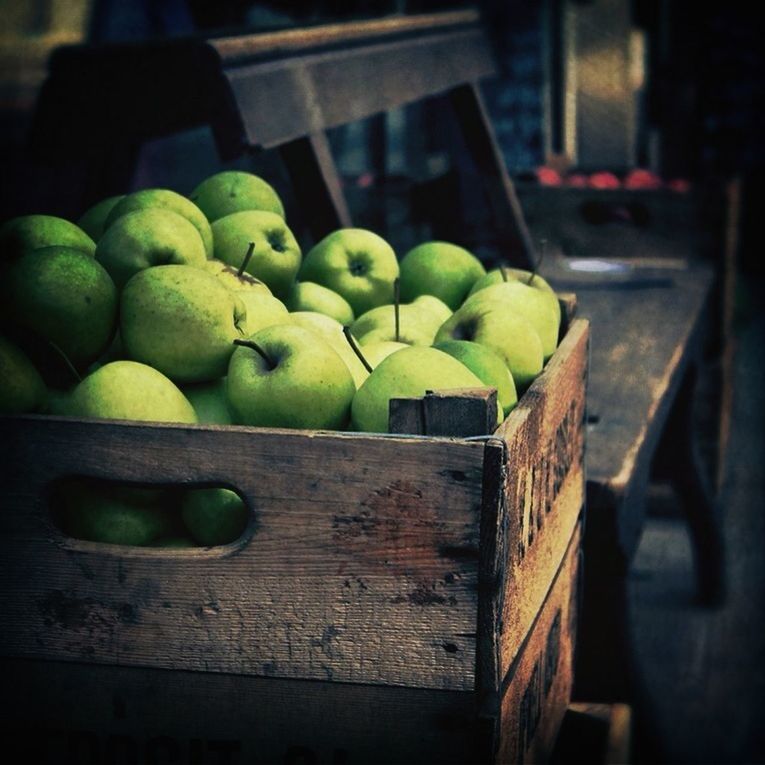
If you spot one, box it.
[48,476,253,552]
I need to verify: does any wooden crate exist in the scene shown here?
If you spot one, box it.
[0,318,589,764]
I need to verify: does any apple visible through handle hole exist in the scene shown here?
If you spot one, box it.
[49,476,252,550]
[233,338,276,371]
[342,325,373,373]
[237,241,256,277]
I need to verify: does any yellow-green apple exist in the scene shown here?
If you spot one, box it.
[289,310,369,388]
[190,170,285,222]
[0,214,95,260]
[351,345,490,433]
[435,302,543,392]
[0,245,118,370]
[59,479,176,546]
[298,228,399,316]
[227,324,355,429]
[105,188,213,257]
[211,211,301,300]
[96,208,207,288]
[399,241,486,309]
[286,281,355,325]
[181,488,249,546]
[181,378,233,425]
[433,339,517,417]
[77,195,125,241]
[65,360,197,423]
[121,265,248,383]
[460,281,560,360]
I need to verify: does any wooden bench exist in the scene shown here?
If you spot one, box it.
[538,253,724,703]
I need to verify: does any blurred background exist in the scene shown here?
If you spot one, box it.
[1,1,762,763]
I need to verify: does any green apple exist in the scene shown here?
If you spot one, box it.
[468,266,556,298]
[399,241,486,310]
[433,339,517,417]
[410,295,453,325]
[96,208,208,289]
[181,488,249,546]
[153,536,196,548]
[460,281,560,360]
[190,170,285,222]
[227,324,355,429]
[289,311,368,388]
[299,228,399,317]
[286,281,355,325]
[0,214,95,260]
[358,341,408,368]
[0,334,47,414]
[47,386,73,415]
[212,210,301,300]
[351,345,490,433]
[0,245,117,369]
[435,302,543,392]
[202,258,288,336]
[121,265,248,383]
[181,378,233,425]
[105,188,213,258]
[59,480,176,546]
[351,295,451,346]
[65,360,197,423]
[77,195,125,241]
[203,258,273,297]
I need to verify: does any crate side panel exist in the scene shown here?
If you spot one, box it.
[496,522,581,765]
[0,658,485,765]
[0,424,485,691]
[495,319,588,679]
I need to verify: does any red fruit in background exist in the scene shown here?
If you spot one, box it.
[589,172,621,189]
[536,166,563,187]
[667,178,692,193]
[566,173,589,188]
[624,168,663,190]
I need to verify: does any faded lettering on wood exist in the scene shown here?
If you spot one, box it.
[489,319,588,685]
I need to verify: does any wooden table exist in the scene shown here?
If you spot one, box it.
[540,254,725,702]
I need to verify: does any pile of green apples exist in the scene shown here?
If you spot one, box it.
[0,170,561,548]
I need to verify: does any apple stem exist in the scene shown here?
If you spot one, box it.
[237,242,256,277]
[233,338,276,370]
[48,340,82,383]
[342,326,373,373]
[500,266,509,282]
[394,277,401,343]
[528,239,546,285]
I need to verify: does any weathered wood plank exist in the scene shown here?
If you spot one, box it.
[0,657,484,765]
[496,523,581,764]
[492,319,588,681]
[0,424,488,691]
[389,388,498,438]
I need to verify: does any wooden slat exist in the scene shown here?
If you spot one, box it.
[496,523,581,764]
[224,27,495,150]
[0,423,488,691]
[389,388,498,438]
[491,319,588,683]
[0,657,483,765]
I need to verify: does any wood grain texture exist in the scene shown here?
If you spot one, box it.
[389,388,498,437]
[492,319,588,683]
[496,523,581,765]
[0,425,488,691]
